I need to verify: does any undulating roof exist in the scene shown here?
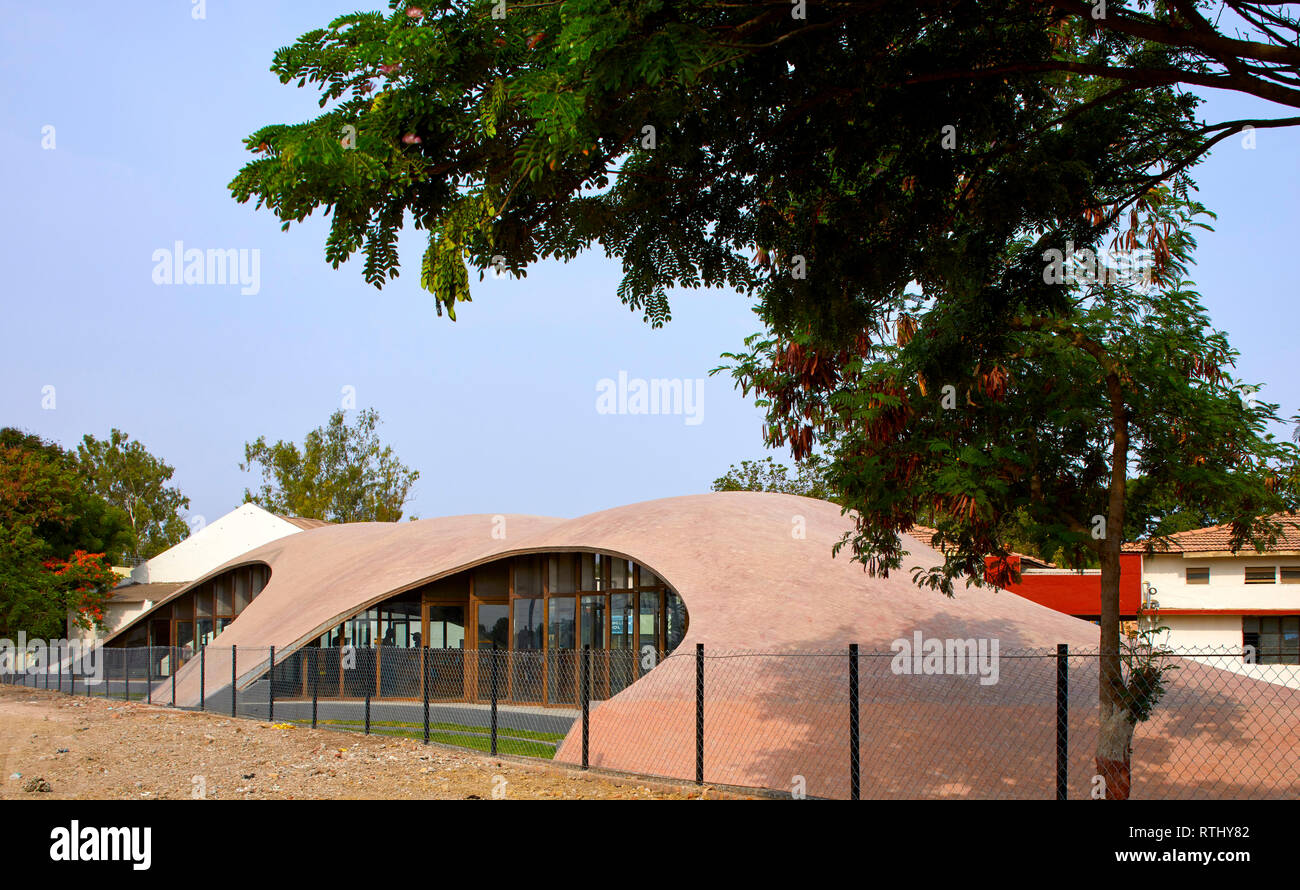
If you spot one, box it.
[139,492,1297,799]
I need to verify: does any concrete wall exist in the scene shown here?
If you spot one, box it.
[66,600,152,646]
[1160,613,1242,650]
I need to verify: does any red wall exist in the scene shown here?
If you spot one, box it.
[984,553,1142,618]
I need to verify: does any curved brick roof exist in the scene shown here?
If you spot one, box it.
[148,492,1296,798]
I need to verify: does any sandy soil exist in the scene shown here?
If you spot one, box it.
[0,685,745,800]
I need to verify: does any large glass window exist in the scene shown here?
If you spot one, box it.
[548,597,576,649]
[514,557,543,597]
[610,592,635,695]
[608,558,631,589]
[549,556,575,594]
[581,595,606,649]
[215,579,232,616]
[250,566,266,599]
[475,563,509,600]
[381,597,420,647]
[548,596,577,704]
[477,603,510,649]
[666,591,687,652]
[1245,616,1300,664]
[346,608,378,647]
[428,605,465,649]
[513,599,544,649]
[580,554,602,591]
[234,570,251,612]
[638,591,660,660]
[512,598,544,702]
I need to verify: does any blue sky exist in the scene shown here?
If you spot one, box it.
[1,2,1297,526]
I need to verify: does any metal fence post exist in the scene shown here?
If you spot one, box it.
[364,648,373,736]
[199,646,206,711]
[849,643,860,801]
[268,646,276,723]
[311,648,319,730]
[171,649,177,707]
[580,644,590,769]
[491,642,500,757]
[123,649,129,702]
[1056,643,1069,801]
[421,646,430,745]
[231,645,238,719]
[695,642,704,786]
[57,644,63,693]
[145,643,151,705]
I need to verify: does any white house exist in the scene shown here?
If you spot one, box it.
[69,504,327,644]
[1126,515,1300,686]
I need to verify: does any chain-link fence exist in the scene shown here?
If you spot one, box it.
[2,643,1296,799]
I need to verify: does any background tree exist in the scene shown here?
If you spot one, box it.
[241,408,419,522]
[76,429,191,561]
[723,187,1299,798]
[0,429,129,638]
[711,454,835,501]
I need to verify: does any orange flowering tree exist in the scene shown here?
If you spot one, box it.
[45,550,120,633]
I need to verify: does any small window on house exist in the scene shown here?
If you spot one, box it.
[1245,566,1277,584]
[1281,567,1300,584]
[1186,567,1210,585]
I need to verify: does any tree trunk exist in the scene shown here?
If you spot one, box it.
[1097,374,1133,799]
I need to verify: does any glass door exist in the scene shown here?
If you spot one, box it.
[547,596,576,704]
[425,604,465,699]
[475,602,509,700]
[580,594,608,700]
[610,593,635,695]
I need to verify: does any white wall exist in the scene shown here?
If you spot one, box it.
[66,601,152,646]
[1161,614,1242,650]
[1142,553,1300,611]
[132,503,302,584]
[65,504,310,644]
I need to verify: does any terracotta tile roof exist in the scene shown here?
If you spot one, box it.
[1122,514,1300,554]
[275,515,333,531]
[907,524,938,549]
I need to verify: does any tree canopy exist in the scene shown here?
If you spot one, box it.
[0,429,128,638]
[76,429,191,561]
[711,454,835,501]
[230,0,1295,335]
[241,408,420,523]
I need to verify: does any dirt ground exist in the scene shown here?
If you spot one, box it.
[0,685,745,800]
